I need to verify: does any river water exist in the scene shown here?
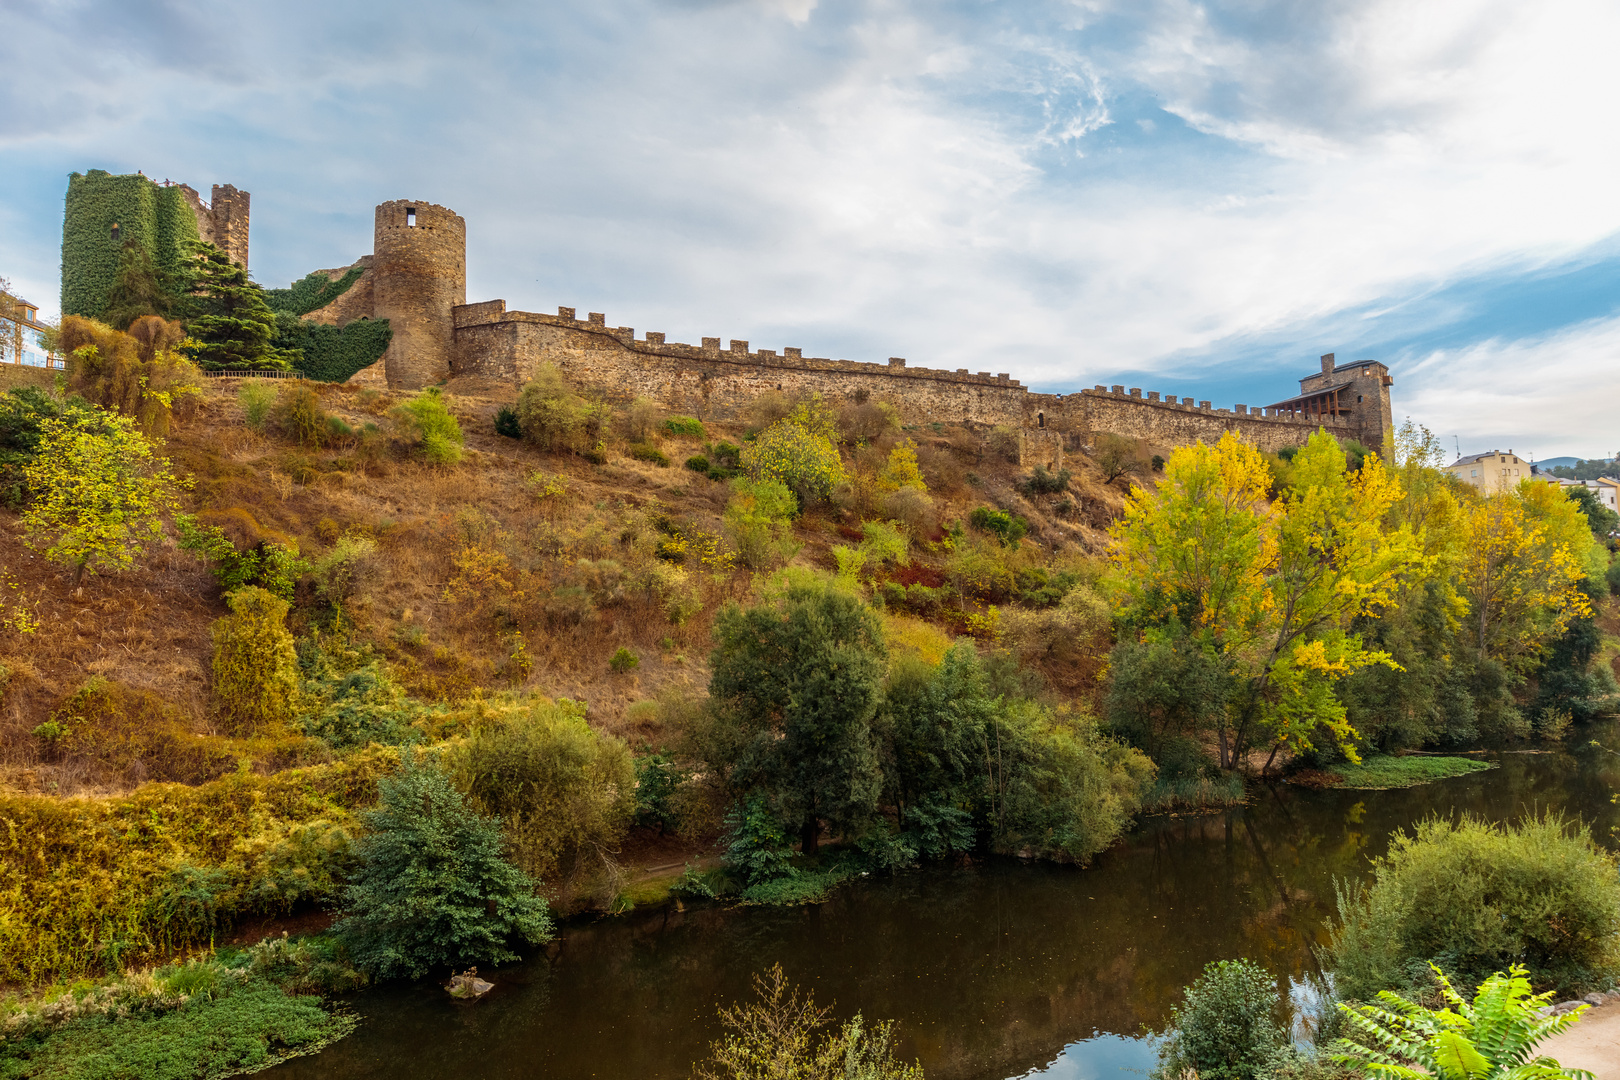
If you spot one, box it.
[272,737,1620,1080]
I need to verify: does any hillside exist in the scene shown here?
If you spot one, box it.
[0,373,1131,800]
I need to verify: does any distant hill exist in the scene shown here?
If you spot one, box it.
[1536,456,1588,470]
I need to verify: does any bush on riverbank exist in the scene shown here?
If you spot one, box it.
[333,753,553,980]
[1325,813,1620,999]
[690,583,1155,890]
[1152,958,1286,1080]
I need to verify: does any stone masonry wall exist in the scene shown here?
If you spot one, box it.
[373,200,466,389]
[1037,387,1354,453]
[451,300,1349,453]
[452,302,1030,425]
[303,257,376,328]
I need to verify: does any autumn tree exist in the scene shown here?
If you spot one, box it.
[21,413,185,589]
[1110,430,1424,770]
[1458,481,1596,673]
[60,315,202,437]
[740,396,847,504]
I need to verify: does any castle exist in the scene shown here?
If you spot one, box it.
[61,177,1395,458]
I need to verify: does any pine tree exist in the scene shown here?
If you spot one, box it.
[101,240,177,329]
[183,242,300,371]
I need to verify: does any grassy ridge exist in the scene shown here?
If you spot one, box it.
[1328,754,1494,789]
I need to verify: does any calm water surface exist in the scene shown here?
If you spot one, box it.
[273,736,1620,1080]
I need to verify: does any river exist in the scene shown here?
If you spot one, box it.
[271,735,1620,1080]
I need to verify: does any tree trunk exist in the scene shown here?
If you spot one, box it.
[800,818,819,857]
[71,561,86,591]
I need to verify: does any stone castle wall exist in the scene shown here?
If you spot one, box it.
[175,183,251,270]
[373,200,466,389]
[448,301,1360,452]
[451,301,1031,424]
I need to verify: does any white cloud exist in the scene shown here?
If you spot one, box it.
[1399,315,1620,460]
[2,0,1618,447]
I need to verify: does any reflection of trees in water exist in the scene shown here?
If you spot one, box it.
[268,728,1620,1080]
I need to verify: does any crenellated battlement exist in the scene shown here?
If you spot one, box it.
[445,297,1377,453]
[451,299,1027,391]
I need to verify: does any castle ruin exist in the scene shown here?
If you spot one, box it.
[61,178,1395,456]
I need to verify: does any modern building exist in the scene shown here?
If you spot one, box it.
[0,289,63,369]
[1447,450,1529,492]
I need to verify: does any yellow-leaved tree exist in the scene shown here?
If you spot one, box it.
[1111,430,1425,770]
[1458,479,1596,672]
[21,412,185,590]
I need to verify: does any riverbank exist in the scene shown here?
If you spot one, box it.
[1291,753,1495,790]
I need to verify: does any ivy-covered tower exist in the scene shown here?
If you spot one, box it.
[61,170,251,320]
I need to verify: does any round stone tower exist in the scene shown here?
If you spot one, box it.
[371,200,466,389]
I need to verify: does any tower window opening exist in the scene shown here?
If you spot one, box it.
[406,208,417,227]
[1037,412,1045,428]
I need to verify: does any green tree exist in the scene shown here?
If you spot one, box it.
[1333,965,1595,1080]
[334,752,553,980]
[210,586,300,734]
[708,581,886,854]
[183,242,299,371]
[1565,485,1619,541]
[21,412,184,589]
[101,239,178,329]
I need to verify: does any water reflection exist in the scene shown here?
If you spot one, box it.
[271,738,1620,1080]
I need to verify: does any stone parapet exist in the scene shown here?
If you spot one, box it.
[451,300,1027,392]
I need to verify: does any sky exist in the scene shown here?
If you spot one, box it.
[2,0,1618,460]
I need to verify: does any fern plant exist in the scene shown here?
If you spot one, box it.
[1332,964,1595,1080]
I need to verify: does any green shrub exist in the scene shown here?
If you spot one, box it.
[296,635,418,749]
[450,698,636,886]
[609,646,640,673]
[630,442,671,467]
[633,752,686,834]
[685,454,711,473]
[0,974,355,1079]
[495,405,521,438]
[400,387,463,464]
[969,506,1027,546]
[1020,465,1072,495]
[272,385,328,448]
[663,415,705,438]
[238,380,275,429]
[211,586,299,734]
[722,796,798,888]
[175,513,310,600]
[514,364,608,454]
[724,477,799,570]
[1325,813,1620,999]
[333,752,553,979]
[1154,958,1287,1080]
